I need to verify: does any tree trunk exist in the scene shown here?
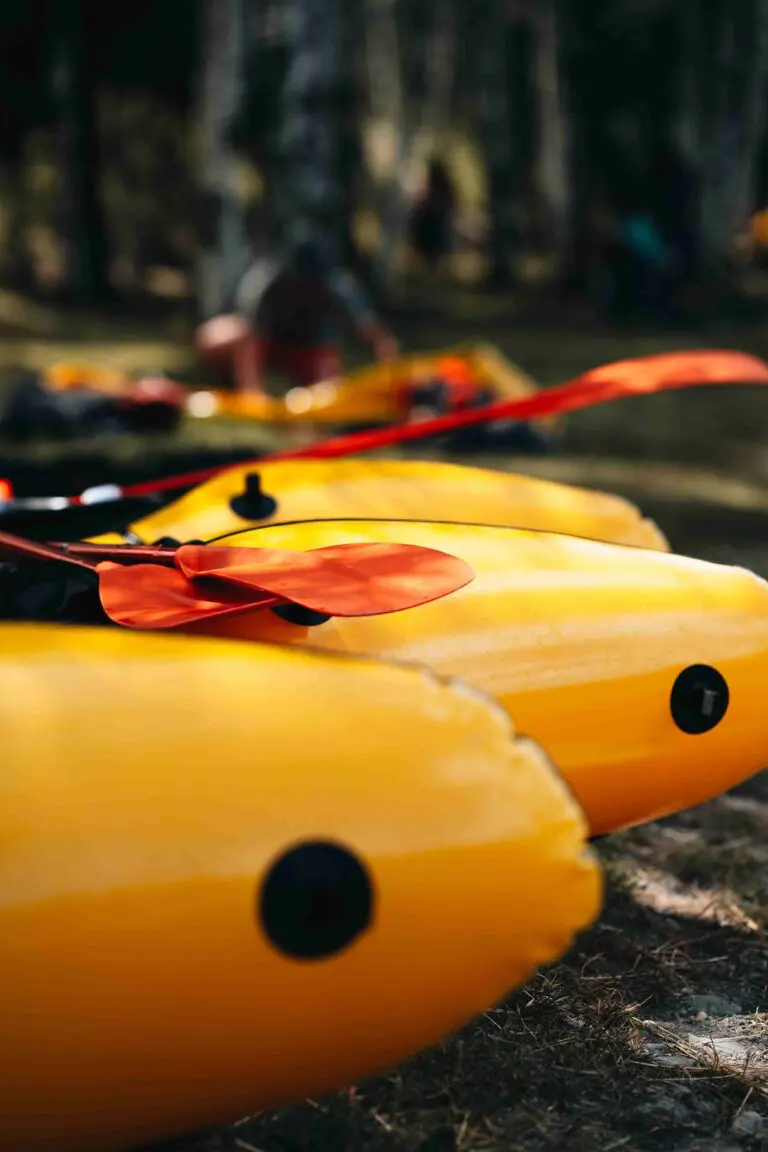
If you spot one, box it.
[338,0,366,269]
[420,0,456,144]
[699,2,737,265]
[676,0,704,161]
[730,0,768,241]
[532,0,572,255]
[278,0,344,250]
[51,0,110,303]
[362,0,413,292]
[698,0,768,269]
[196,0,250,320]
[472,0,516,286]
[362,0,458,294]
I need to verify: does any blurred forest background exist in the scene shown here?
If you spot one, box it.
[3,0,768,328]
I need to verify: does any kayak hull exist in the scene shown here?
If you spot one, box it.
[193,518,768,836]
[0,623,599,1152]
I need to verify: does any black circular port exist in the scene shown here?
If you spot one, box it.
[670,664,729,734]
[259,840,374,960]
[271,603,331,626]
[229,472,278,521]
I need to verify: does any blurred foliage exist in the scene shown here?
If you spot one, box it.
[0,0,767,308]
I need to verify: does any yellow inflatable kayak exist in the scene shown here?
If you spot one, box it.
[0,624,599,1152]
[45,344,556,428]
[44,363,129,395]
[90,458,669,552]
[185,342,546,425]
[189,519,768,836]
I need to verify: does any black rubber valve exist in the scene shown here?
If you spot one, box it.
[259,840,374,960]
[229,471,278,521]
[670,664,729,734]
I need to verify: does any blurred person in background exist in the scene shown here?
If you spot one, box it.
[196,220,399,395]
[408,157,458,272]
[649,138,700,307]
[595,154,674,322]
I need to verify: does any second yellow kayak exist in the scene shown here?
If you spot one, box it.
[90,458,668,552]
[188,518,768,836]
[44,344,548,428]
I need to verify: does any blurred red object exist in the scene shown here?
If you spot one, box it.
[128,375,187,409]
[195,314,264,393]
[435,355,482,408]
[195,314,254,361]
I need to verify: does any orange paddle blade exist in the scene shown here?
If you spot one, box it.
[569,349,768,398]
[97,543,475,630]
[97,561,280,630]
[175,541,475,617]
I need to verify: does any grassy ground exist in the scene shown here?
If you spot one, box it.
[1,287,767,1151]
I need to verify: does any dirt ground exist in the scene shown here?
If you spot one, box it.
[1,288,767,1152]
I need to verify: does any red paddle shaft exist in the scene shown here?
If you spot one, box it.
[106,349,768,502]
[0,532,174,568]
[100,377,615,500]
[4,350,767,509]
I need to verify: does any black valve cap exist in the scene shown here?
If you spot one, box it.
[151,537,205,548]
[259,840,374,960]
[271,603,331,627]
[670,664,729,734]
[230,471,278,521]
[152,536,183,549]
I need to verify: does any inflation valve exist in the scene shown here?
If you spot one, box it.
[230,472,278,521]
[670,664,729,734]
[259,840,374,960]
